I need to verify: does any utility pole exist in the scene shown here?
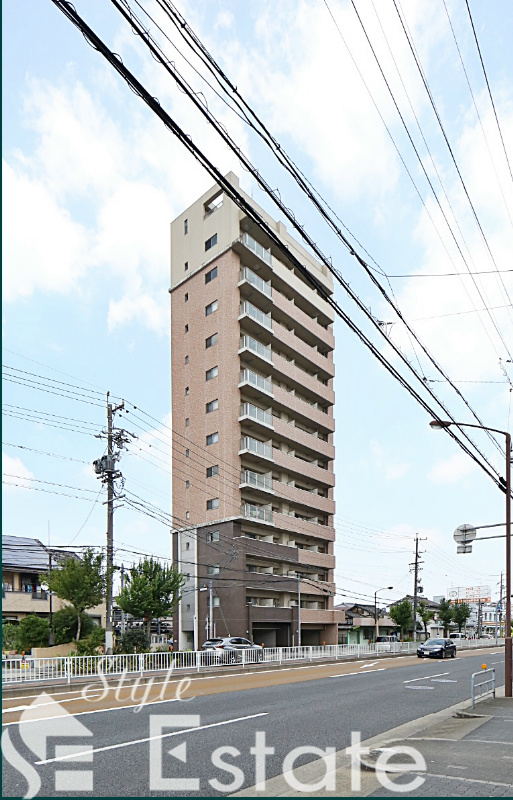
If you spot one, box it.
[209,580,213,639]
[120,563,126,636]
[477,600,482,639]
[93,392,128,655]
[410,534,426,642]
[297,571,302,647]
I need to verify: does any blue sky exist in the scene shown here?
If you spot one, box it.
[3,0,512,606]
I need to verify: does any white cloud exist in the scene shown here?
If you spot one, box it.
[2,452,35,491]
[2,161,89,302]
[366,439,412,481]
[428,451,479,484]
[108,291,168,335]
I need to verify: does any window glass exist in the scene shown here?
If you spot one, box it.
[206,465,219,478]
[207,530,220,542]
[185,386,189,395]
[185,480,190,489]
[207,498,219,510]
[206,432,219,446]
[184,261,188,271]
[206,399,218,413]
[205,266,218,283]
[206,333,218,348]
[206,366,218,381]
[207,565,220,575]
[184,218,188,234]
[185,418,189,427]
[185,324,189,333]
[185,449,190,457]
[205,233,217,251]
[205,300,218,316]
[185,355,189,365]
[185,293,188,302]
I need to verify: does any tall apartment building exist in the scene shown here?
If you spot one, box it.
[170,172,344,649]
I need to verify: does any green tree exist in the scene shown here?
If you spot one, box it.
[51,607,94,644]
[116,558,184,642]
[417,601,435,640]
[437,598,454,637]
[115,628,149,654]
[389,599,413,639]
[2,622,21,652]
[452,602,472,634]
[42,548,105,642]
[16,615,50,651]
[76,625,105,656]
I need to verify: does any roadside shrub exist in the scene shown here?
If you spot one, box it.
[115,628,149,654]
[2,622,20,652]
[16,615,50,650]
[75,626,105,656]
[52,607,94,644]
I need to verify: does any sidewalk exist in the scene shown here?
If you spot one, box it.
[234,689,513,797]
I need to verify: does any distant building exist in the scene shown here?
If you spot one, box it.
[170,173,343,649]
[2,534,105,626]
[335,603,397,644]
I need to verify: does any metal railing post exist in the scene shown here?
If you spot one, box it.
[67,656,71,685]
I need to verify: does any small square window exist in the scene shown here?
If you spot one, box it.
[205,332,218,349]
[184,218,188,235]
[185,324,189,333]
[206,432,219,446]
[205,233,217,251]
[185,293,189,303]
[205,266,218,284]
[185,480,190,489]
[207,498,219,510]
[205,300,218,316]
[213,597,220,607]
[185,418,189,427]
[207,530,220,542]
[185,355,189,365]
[186,511,190,520]
[184,261,189,271]
[207,564,220,575]
[206,465,219,478]
[206,399,218,413]
[186,603,191,610]
[185,541,190,549]
[185,386,189,395]
[185,449,190,458]
[206,366,218,381]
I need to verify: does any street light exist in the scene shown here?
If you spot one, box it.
[429,419,511,697]
[374,586,393,642]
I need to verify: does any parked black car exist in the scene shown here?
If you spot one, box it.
[202,637,264,663]
[417,638,456,659]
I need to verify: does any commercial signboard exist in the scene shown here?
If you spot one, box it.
[446,585,491,603]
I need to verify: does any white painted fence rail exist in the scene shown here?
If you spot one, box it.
[2,638,504,685]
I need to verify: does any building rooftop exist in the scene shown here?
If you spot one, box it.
[2,534,78,572]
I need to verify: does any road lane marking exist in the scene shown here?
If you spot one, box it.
[359,662,379,669]
[3,694,103,714]
[431,679,457,683]
[329,668,386,679]
[448,765,467,770]
[403,672,449,683]
[2,697,182,726]
[35,711,269,764]
[405,686,434,690]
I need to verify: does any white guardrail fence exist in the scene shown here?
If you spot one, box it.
[471,667,496,708]
[2,638,504,686]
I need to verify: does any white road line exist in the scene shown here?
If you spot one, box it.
[404,686,434,690]
[3,694,103,714]
[329,668,386,679]
[448,765,467,770]
[403,672,449,684]
[35,711,269,765]
[359,662,379,669]
[2,697,182,727]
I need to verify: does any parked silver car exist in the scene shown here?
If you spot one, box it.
[202,637,264,664]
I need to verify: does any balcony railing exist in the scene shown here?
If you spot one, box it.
[239,266,272,296]
[240,436,273,460]
[240,469,273,491]
[239,335,272,362]
[240,233,272,265]
[239,369,273,396]
[240,402,273,427]
[241,502,273,523]
[239,301,272,330]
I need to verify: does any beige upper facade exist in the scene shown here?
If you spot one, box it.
[170,173,342,648]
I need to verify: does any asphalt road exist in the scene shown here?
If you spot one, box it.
[2,648,505,797]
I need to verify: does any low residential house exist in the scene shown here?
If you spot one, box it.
[2,534,105,626]
[336,603,398,644]
[393,595,443,640]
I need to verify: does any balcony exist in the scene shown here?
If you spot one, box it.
[239,368,273,398]
[239,436,274,462]
[240,469,273,494]
[273,417,334,461]
[239,402,273,429]
[273,321,335,379]
[297,549,335,570]
[274,481,335,515]
[273,448,335,487]
[239,335,273,366]
[239,301,273,336]
[235,232,272,266]
[239,266,272,303]
[300,608,346,624]
[241,502,273,524]
[273,290,334,351]
[273,385,334,433]
[273,510,335,542]
[272,353,334,406]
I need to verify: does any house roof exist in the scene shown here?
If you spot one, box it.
[2,534,78,572]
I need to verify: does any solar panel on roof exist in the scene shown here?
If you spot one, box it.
[2,535,55,570]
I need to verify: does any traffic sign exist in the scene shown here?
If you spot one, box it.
[454,524,477,544]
